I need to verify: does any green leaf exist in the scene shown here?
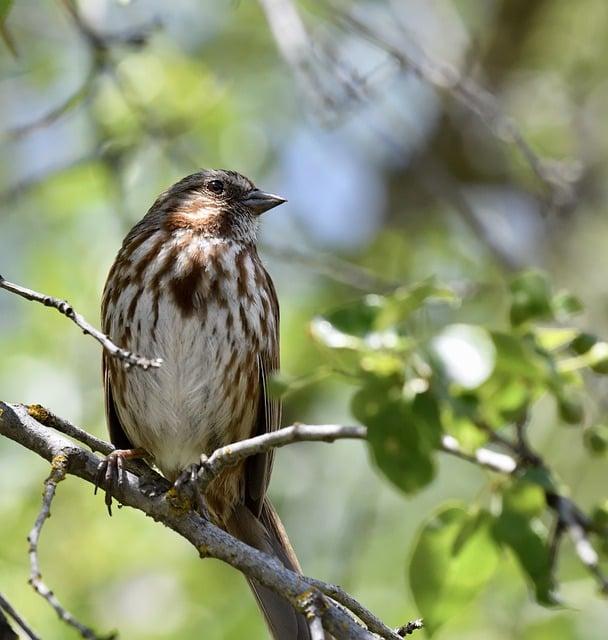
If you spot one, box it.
[409,505,499,636]
[431,324,495,389]
[502,478,546,519]
[555,388,585,425]
[0,0,15,57]
[583,424,608,456]
[509,271,553,326]
[0,0,11,18]
[319,296,382,339]
[534,327,579,352]
[490,331,548,381]
[552,290,584,318]
[492,379,531,423]
[520,467,558,493]
[590,501,608,534]
[492,483,557,605]
[569,332,597,355]
[351,378,436,494]
[375,279,457,330]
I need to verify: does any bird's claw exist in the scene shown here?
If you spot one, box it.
[95,448,145,516]
[173,462,209,518]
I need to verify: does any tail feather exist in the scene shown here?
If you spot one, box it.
[226,500,312,640]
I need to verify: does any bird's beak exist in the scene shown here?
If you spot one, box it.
[241,189,287,215]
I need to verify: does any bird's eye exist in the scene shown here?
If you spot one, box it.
[207,180,224,194]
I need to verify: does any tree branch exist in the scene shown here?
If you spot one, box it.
[0,403,419,640]
[193,424,366,492]
[0,276,162,370]
[27,455,114,639]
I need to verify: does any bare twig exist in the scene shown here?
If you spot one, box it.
[440,434,517,474]
[0,276,162,370]
[0,593,39,640]
[307,578,404,640]
[16,407,412,640]
[26,404,114,455]
[395,619,424,637]
[28,455,113,639]
[193,424,366,491]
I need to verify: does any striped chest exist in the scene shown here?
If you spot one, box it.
[102,230,278,481]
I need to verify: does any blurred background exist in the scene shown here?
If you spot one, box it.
[1,0,607,638]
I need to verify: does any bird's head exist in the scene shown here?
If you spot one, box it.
[147,169,286,243]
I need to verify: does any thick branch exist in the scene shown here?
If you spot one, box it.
[0,403,407,640]
[0,277,161,370]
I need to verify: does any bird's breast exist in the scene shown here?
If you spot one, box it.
[103,231,277,480]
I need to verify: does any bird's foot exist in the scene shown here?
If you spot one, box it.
[95,448,147,516]
[173,462,209,518]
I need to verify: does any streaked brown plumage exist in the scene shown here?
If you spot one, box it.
[100,169,310,639]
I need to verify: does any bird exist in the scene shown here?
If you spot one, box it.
[98,169,311,639]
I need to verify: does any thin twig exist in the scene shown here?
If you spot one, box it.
[307,578,404,640]
[26,404,114,455]
[452,422,608,596]
[194,424,366,491]
[0,593,39,640]
[440,434,517,474]
[27,454,115,639]
[18,396,607,602]
[395,619,424,637]
[0,276,162,370]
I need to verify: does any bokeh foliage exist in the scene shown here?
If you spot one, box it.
[309,271,608,633]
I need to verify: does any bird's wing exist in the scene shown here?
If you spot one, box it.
[103,353,134,450]
[245,265,281,517]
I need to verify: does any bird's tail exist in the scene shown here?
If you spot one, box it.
[225,499,312,640]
